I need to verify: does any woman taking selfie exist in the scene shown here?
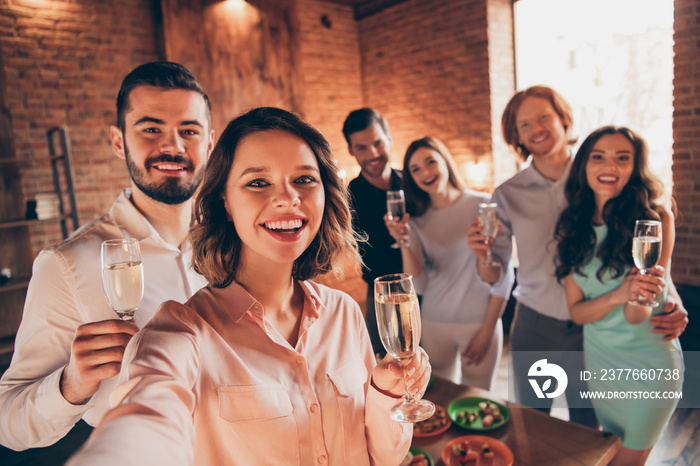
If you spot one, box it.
[68,108,430,466]
[384,137,513,390]
[555,126,682,466]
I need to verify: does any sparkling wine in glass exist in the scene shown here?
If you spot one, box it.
[375,273,435,423]
[628,220,662,308]
[386,190,409,248]
[101,238,144,321]
[478,202,498,267]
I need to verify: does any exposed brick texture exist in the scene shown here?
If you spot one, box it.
[487,0,517,186]
[0,0,161,256]
[297,0,363,179]
[671,0,700,286]
[357,0,504,190]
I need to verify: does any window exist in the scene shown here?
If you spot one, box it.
[514,0,674,196]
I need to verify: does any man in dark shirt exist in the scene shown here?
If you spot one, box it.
[342,108,403,358]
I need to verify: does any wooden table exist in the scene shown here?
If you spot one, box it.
[412,377,621,466]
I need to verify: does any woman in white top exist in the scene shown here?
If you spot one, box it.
[385,137,513,390]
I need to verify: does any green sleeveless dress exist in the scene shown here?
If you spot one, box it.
[573,224,683,450]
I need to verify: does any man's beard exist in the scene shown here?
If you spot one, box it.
[124,143,204,205]
[360,155,389,178]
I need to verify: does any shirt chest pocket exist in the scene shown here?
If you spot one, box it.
[217,384,299,463]
[218,384,293,422]
[327,358,370,462]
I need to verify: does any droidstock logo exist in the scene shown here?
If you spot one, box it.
[528,359,568,399]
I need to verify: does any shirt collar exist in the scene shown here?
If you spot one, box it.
[109,188,153,241]
[110,188,189,253]
[521,151,574,188]
[208,279,325,324]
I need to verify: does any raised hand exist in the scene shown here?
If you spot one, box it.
[60,319,139,404]
[372,347,431,400]
[383,212,411,246]
[622,266,666,325]
[626,266,665,302]
[467,217,502,283]
[466,217,489,262]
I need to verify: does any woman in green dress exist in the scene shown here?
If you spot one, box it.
[555,126,682,466]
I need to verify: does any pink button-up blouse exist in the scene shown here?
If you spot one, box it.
[67,280,412,466]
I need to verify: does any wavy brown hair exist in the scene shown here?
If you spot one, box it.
[555,126,670,282]
[501,85,577,161]
[402,136,466,217]
[189,107,361,287]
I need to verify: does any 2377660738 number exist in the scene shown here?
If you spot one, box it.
[581,368,681,381]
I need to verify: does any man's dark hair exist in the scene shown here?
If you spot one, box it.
[341,108,391,145]
[116,61,211,132]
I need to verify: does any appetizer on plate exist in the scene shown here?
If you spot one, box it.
[448,397,510,431]
[441,435,514,466]
[413,404,451,437]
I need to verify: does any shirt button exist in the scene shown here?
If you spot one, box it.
[310,404,319,413]
[318,455,327,463]
[296,356,304,365]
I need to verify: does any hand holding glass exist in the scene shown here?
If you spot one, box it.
[101,238,144,321]
[628,220,662,308]
[478,203,498,267]
[387,190,409,248]
[375,273,435,422]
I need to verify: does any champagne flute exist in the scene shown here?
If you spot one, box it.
[628,220,662,308]
[478,202,498,267]
[101,238,144,321]
[387,190,409,248]
[375,273,435,422]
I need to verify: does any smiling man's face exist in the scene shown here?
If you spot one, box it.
[112,85,213,205]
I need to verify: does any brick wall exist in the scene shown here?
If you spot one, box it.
[297,0,363,177]
[487,0,517,186]
[0,0,161,256]
[357,0,500,190]
[671,0,700,286]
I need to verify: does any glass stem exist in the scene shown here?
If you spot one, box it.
[484,240,493,265]
[402,359,415,404]
[638,269,647,302]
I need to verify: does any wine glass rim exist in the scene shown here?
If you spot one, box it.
[374,273,413,284]
[478,202,497,208]
[635,220,661,226]
[102,238,140,246]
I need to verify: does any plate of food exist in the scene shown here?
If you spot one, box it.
[448,397,509,431]
[412,403,451,437]
[399,445,434,466]
[441,435,513,466]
